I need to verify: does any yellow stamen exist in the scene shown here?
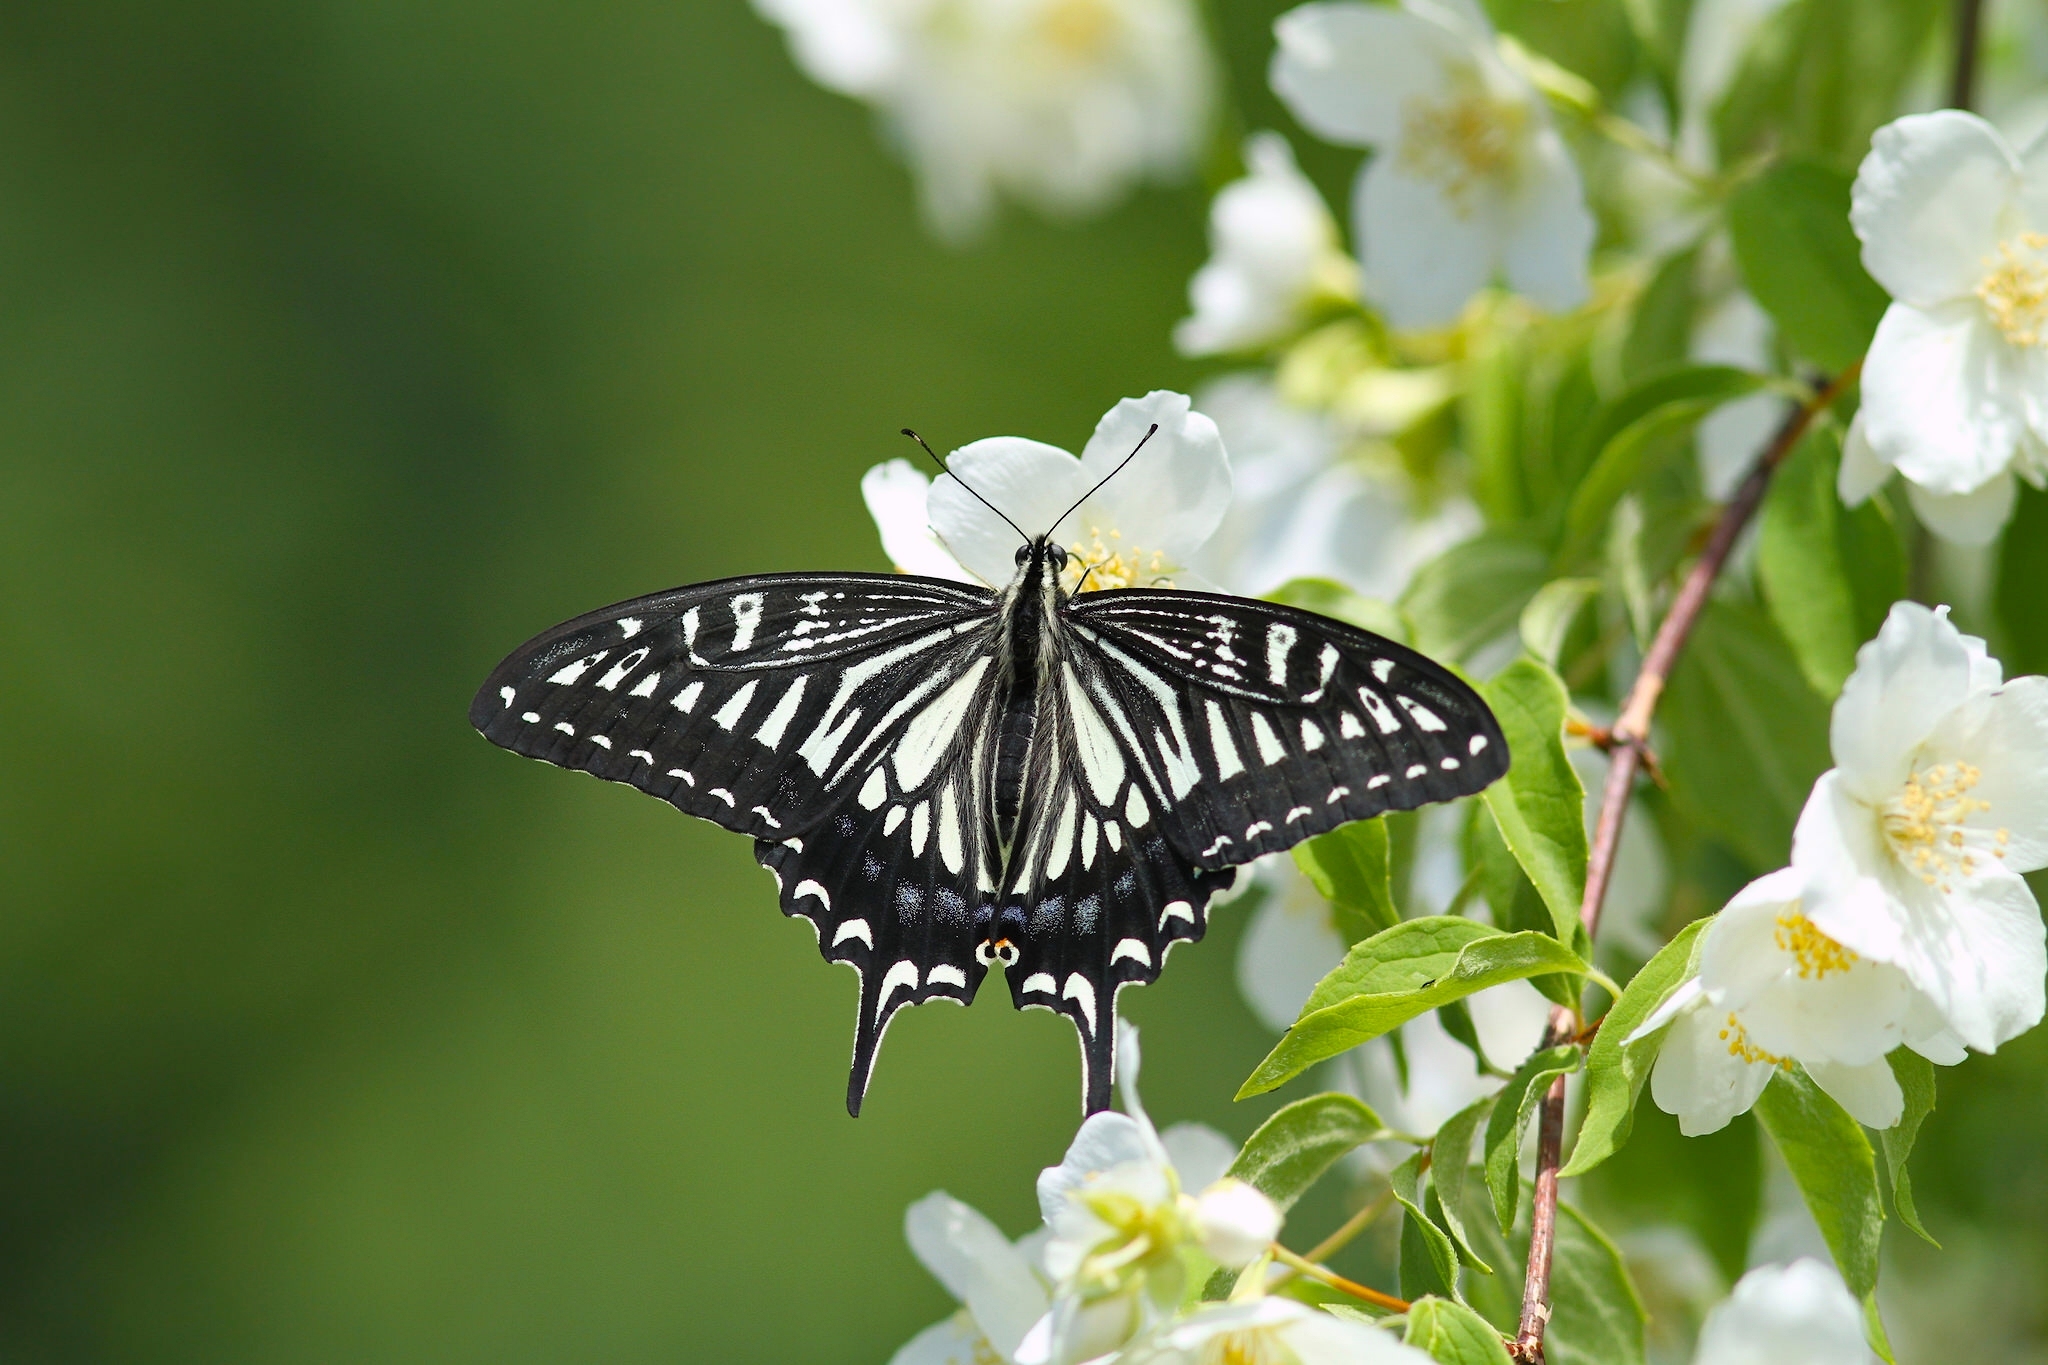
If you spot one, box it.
[1882,761,1993,891]
[1200,1329,1294,1365]
[1718,1013,1790,1069]
[1038,0,1117,57]
[1398,88,1525,212]
[1774,911,1858,979]
[1977,232,2048,348]
[1064,523,1176,592]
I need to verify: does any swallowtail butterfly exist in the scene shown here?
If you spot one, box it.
[472,432,1508,1114]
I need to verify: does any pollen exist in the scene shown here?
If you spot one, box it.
[1718,1013,1790,1069]
[1064,524,1173,592]
[1882,761,1992,890]
[1774,911,1858,979]
[1398,88,1525,211]
[1038,0,1118,58]
[1977,233,2048,348]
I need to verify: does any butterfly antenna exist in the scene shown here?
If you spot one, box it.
[1046,423,1158,540]
[901,428,1030,545]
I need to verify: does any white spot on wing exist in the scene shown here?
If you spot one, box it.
[1104,821,1123,852]
[729,592,765,651]
[892,657,991,790]
[1044,787,1077,881]
[1441,756,1460,770]
[1285,806,1312,823]
[751,805,780,827]
[712,679,759,731]
[1081,813,1100,869]
[1265,622,1297,686]
[752,675,808,748]
[832,918,871,949]
[1367,774,1390,789]
[1300,719,1326,751]
[1124,786,1148,829]
[1249,713,1286,766]
[1339,712,1365,739]
[521,712,540,723]
[709,787,736,806]
[596,647,651,690]
[858,767,887,810]
[1061,665,1127,805]
[629,671,660,698]
[673,680,704,713]
[1206,700,1245,781]
[618,617,642,638]
[1200,834,1234,858]
[1112,938,1152,968]
[1022,972,1056,995]
[1396,695,1447,731]
[795,628,961,778]
[628,749,653,763]
[1372,658,1395,682]
[1406,764,1427,778]
[795,880,831,909]
[1062,973,1097,1032]
[1302,643,1339,701]
[666,768,695,785]
[878,960,920,1015]
[1359,687,1402,734]
[499,686,515,708]
[1160,900,1194,929]
[938,786,965,874]
[1469,734,1490,755]
[553,722,575,736]
[1328,786,1352,802]
[547,652,606,685]
[589,735,612,749]
[910,801,931,856]
[1245,820,1272,839]
[884,806,906,835]
[927,964,967,990]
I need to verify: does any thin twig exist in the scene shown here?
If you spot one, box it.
[1949,0,1987,112]
[1269,1244,1411,1314]
[1507,361,1863,1362]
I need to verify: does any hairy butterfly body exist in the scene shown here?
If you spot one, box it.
[473,533,1508,1114]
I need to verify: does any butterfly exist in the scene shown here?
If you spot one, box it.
[471,427,1508,1115]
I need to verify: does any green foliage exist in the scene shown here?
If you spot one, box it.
[1433,1097,1499,1273]
[1484,1045,1581,1232]
[1546,1204,1649,1365]
[1404,1295,1515,1365]
[1560,365,1769,566]
[1238,922,1591,1098]
[1393,1149,1463,1302]
[1728,162,1892,371]
[1661,597,1833,870]
[1880,1049,1938,1246]
[1754,1067,1885,1299]
[1619,0,1696,126]
[1996,484,2048,678]
[1563,917,1710,1177]
[1759,425,1908,697]
[1478,657,1590,947]
[1519,578,1602,669]
[1226,1093,1390,1212]
[1583,1098,1764,1285]
[1402,532,1552,662]
[1266,577,1411,643]
[1293,819,1399,946]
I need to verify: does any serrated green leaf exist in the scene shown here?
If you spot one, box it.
[1293,818,1398,945]
[1266,577,1410,643]
[1393,1149,1461,1302]
[1661,598,1833,870]
[1562,918,1711,1177]
[1401,533,1551,663]
[1479,657,1588,946]
[1227,1093,1389,1213]
[1559,365,1768,566]
[1728,161,1890,370]
[1518,578,1601,669]
[1754,1066,1884,1298]
[1239,923,1590,1098]
[1432,1096,1497,1273]
[1485,1045,1581,1232]
[1546,1203,1648,1365]
[1404,1295,1515,1365]
[1879,1049,1937,1246]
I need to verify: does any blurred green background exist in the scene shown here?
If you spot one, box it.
[4,1,2047,1361]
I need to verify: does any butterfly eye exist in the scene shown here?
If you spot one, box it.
[1047,544,1069,573]
[1014,544,1032,566]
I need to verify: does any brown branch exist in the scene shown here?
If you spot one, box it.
[1507,361,1863,1362]
[1949,0,1987,112]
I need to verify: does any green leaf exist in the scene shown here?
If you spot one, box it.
[1292,818,1398,945]
[1728,160,1891,372]
[1479,657,1589,946]
[1879,1049,1938,1246]
[1484,1045,1581,1232]
[1518,578,1601,669]
[1226,1093,1389,1212]
[1583,1100,1762,1285]
[1239,922,1590,1098]
[1562,917,1710,1177]
[1393,1149,1461,1302]
[1401,533,1551,663]
[1621,243,1700,382]
[1754,1066,1884,1298]
[1432,1096,1497,1273]
[1266,577,1410,643]
[1995,482,2048,678]
[1661,598,1833,870]
[1464,810,1578,1010]
[1759,425,1906,698]
[1559,365,1768,566]
[1546,1203,1648,1365]
[1404,1295,1515,1365]
[1462,317,1532,526]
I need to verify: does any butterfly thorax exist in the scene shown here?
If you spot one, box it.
[991,537,1069,849]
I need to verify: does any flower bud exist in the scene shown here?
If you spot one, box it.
[1188,1178,1282,1269]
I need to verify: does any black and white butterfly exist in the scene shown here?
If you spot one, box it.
[472,433,1508,1115]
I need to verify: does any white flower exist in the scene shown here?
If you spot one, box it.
[1692,1260,1876,1365]
[1020,1023,1255,1365]
[1175,134,1354,356]
[864,391,1233,592]
[1844,111,2048,544]
[752,0,1215,241]
[1638,868,1956,1135]
[1789,601,2048,1054]
[1117,1297,1434,1365]
[892,1193,1053,1365]
[1189,375,1479,599]
[1270,0,1595,328]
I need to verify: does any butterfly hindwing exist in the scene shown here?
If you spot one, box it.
[471,573,996,839]
[1065,589,1509,869]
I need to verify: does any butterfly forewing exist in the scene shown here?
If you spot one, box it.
[1064,589,1509,867]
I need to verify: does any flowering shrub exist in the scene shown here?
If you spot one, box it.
[757,1,2048,1360]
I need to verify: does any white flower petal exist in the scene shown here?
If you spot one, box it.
[1695,1260,1873,1365]
[1699,868,1809,1011]
[1159,1122,1238,1192]
[1649,992,1776,1135]
[1827,603,1977,799]
[1852,111,2019,306]
[1629,974,1706,1043]
[1270,2,1462,148]
[864,460,978,581]
[1920,673,2048,872]
[890,1312,995,1365]
[1037,1112,1162,1224]
[931,437,1091,583]
[1073,391,1233,562]
[1807,1056,1906,1129]
[1353,154,1498,329]
[1861,300,2029,496]
[905,1193,1051,1359]
[1836,409,1891,506]
[1124,1297,1431,1365]
[1904,990,1970,1064]
[1499,126,1595,314]
[1189,1178,1283,1267]
[753,0,903,96]
[1175,133,1338,356]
